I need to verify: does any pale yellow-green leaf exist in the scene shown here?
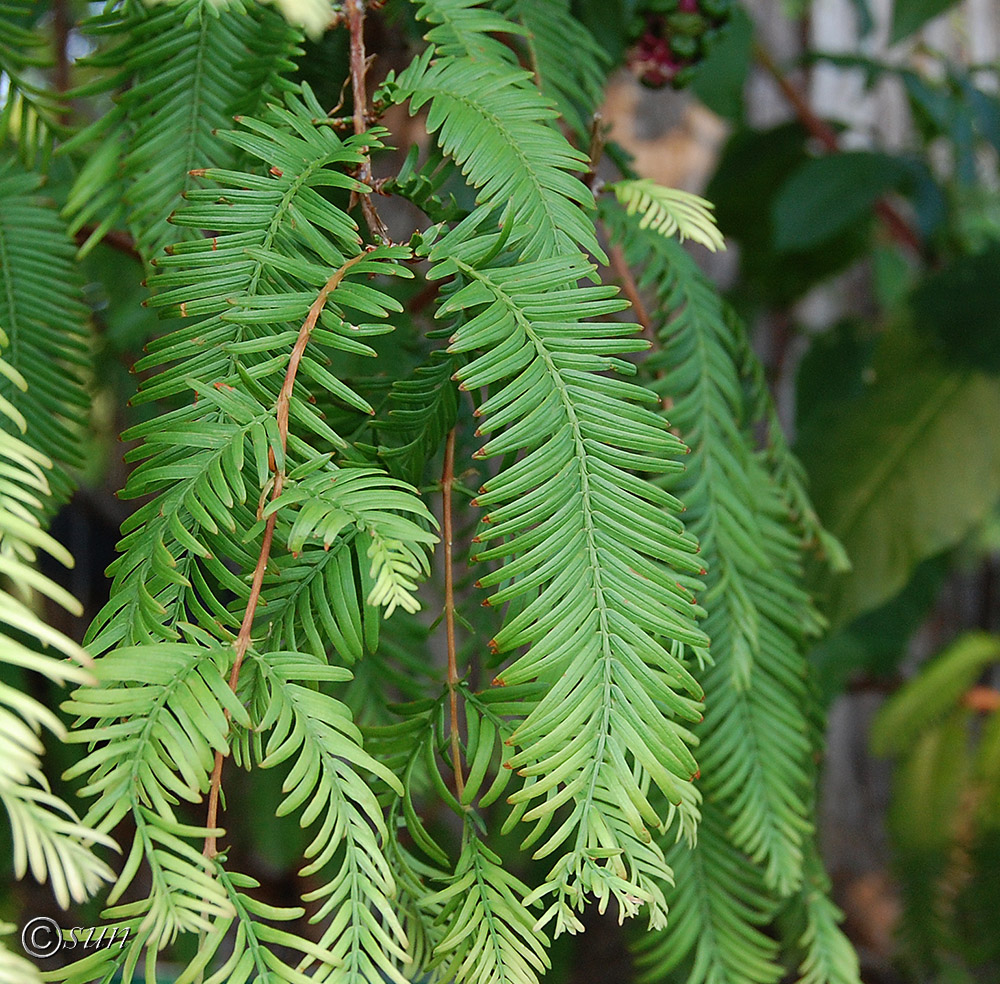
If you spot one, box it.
[611,179,726,253]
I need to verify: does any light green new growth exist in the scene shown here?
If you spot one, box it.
[612,179,727,253]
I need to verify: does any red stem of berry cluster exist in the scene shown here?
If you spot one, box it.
[203,251,369,858]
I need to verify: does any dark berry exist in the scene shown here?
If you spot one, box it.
[625,0,734,89]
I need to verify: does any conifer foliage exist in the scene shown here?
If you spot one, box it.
[0,1,860,982]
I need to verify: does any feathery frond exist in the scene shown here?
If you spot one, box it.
[263,465,438,617]
[248,649,409,983]
[64,0,301,260]
[0,285,112,915]
[780,848,862,984]
[634,805,782,984]
[0,161,90,506]
[612,179,726,253]
[375,350,461,485]
[606,201,822,897]
[429,830,550,984]
[432,238,708,934]
[0,924,41,984]
[493,0,609,136]
[363,683,543,982]
[387,17,713,929]
[84,90,410,656]
[59,83,436,983]
[388,44,601,261]
[0,6,868,983]
[62,642,245,945]
[411,0,525,62]
[0,1,63,166]
[0,923,41,984]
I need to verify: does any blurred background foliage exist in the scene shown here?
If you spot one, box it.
[2,0,1000,980]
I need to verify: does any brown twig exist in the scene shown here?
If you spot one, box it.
[963,686,1000,714]
[75,226,142,263]
[52,0,71,117]
[583,113,606,193]
[345,0,390,243]
[608,243,653,343]
[203,250,370,858]
[406,278,442,314]
[753,41,925,258]
[442,429,465,799]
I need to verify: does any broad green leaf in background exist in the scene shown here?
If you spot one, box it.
[891,0,964,43]
[709,122,809,250]
[689,6,753,124]
[795,319,878,431]
[911,242,1000,373]
[799,331,1000,629]
[706,124,874,304]
[772,151,906,253]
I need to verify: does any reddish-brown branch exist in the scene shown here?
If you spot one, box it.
[346,0,390,243]
[203,251,369,858]
[964,686,1000,714]
[74,226,142,263]
[442,429,465,799]
[52,0,71,113]
[753,41,924,258]
[608,243,653,343]
[583,113,606,193]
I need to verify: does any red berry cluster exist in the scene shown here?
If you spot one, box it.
[626,0,733,89]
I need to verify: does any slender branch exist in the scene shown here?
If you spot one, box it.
[582,113,606,193]
[753,41,925,258]
[52,0,72,112]
[203,250,370,858]
[604,230,675,414]
[964,686,1000,714]
[753,42,839,151]
[442,428,465,799]
[346,0,390,243]
[608,242,653,343]
[74,225,142,262]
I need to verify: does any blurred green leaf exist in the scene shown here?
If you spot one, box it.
[886,706,972,848]
[967,84,1000,154]
[574,0,633,66]
[795,319,877,431]
[891,0,963,42]
[973,711,1000,827]
[953,830,1000,969]
[689,6,752,123]
[772,152,905,252]
[872,243,918,312]
[800,331,1000,629]
[708,122,808,247]
[911,242,1000,373]
[707,123,873,303]
[872,632,1000,757]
